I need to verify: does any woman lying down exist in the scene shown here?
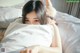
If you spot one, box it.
[0,0,62,53]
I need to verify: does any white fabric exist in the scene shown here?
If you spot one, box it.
[0,5,80,52]
[0,0,25,7]
[1,19,53,53]
[0,7,22,28]
[54,11,80,53]
[0,0,28,28]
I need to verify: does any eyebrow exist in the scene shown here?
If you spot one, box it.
[26,17,38,19]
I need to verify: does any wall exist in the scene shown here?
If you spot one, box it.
[51,0,67,13]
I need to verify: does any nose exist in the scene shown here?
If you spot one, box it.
[29,21,34,24]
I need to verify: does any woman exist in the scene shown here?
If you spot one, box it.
[20,0,62,53]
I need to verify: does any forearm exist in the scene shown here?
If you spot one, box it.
[39,46,62,53]
[53,24,62,49]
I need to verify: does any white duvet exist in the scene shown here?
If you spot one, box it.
[0,19,53,53]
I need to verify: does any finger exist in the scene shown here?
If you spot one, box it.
[46,0,52,7]
[31,48,39,53]
[47,18,56,24]
[20,50,26,53]
[26,49,32,53]
[52,20,56,24]
[29,50,32,53]
[20,50,24,53]
[24,49,27,53]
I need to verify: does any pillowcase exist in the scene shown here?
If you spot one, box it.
[0,7,22,28]
[0,0,30,28]
[0,0,24,7]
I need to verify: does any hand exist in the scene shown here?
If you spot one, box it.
[20,45,41,53]
[47,18,56,25]
[46,0,56,18]
[46,0,57,25]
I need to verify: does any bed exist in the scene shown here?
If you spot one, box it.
[0,0,80,53]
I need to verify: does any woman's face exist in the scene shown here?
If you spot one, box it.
[25,11,40,25]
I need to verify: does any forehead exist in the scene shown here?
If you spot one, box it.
[26,11,38,19]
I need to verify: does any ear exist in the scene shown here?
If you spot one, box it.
[46,0,52,7]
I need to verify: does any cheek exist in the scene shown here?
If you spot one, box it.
[34,22,40,24]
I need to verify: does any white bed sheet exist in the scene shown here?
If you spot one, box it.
[55,11,80,53]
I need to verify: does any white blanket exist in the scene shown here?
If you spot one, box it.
[1,21,53,53]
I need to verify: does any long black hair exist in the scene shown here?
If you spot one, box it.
[22,0,47,24]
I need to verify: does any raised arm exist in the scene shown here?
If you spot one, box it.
[43,0,62,52]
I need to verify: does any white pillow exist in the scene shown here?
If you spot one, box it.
[0,0,25,7]
[0,0,27,28]
[0,7,22,28]
[0,0,30,28]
